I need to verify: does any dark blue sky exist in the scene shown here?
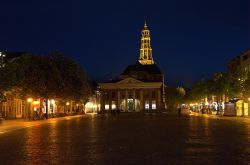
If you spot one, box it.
[0,0,249,86]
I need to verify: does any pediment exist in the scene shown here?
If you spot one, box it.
[117,77,143,84]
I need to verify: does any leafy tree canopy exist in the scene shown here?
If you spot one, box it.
[0,52,91,102]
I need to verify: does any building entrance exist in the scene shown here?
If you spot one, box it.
[127,99,134,111]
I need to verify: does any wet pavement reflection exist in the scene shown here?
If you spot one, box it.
[0,114,249,164]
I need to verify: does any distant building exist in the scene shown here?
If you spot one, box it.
[228,49,250,76]
[98,23,166,113]
[225,49,250,116]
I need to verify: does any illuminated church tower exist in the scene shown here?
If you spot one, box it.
[138,22,154,65]
[99,22,167,113]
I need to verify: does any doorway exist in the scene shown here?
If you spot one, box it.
[127,99,134,112]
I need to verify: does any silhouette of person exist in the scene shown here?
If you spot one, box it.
[178,107,181,117]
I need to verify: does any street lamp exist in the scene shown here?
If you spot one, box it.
[66,102,70,114]
[27,98,33,120]
[27,98,33,103]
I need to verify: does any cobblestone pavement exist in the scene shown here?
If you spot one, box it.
[0,113,249,165]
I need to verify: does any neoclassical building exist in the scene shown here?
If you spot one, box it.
[99,23,166,112]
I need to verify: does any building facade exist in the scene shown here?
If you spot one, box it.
[99,23,166,113]
[228,49,250,77]
[226,49,250,116]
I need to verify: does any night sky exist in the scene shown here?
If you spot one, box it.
[0,0,249,86]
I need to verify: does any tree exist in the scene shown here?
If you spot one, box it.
[166,86,186,110]
[0,52,91,118]
[243,76,250,100]
[184,80,211,103]
[47,52,91,102]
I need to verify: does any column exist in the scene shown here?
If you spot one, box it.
[133,90,136,111]
[100,93,105,111]
[117,90,120,109]
[158,90,161,112]
[140,90,143,112]
[125,90,128,112]
[109,91,111,112]
[149,90,152,112]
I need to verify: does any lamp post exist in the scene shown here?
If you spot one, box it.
[51,99,55,117]
[27,98,33,120]
[66,102,70,114]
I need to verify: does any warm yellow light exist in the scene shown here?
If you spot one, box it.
[66,102,70,106]
[33,100,40,105]
[248,98,250,101]
[27,98,33,103]
[86,102,93,108]
[51,99,55,105]
[76,104,79,106]
[112,104,116,109]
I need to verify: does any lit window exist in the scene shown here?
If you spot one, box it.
[145,100,149,109]
[152,100,156,110]
[111,101,116,109]
[105,104,109,110]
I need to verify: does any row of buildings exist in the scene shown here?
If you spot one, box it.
[0,23,167,119]
[2,22,248,118]
[224,49,250,116]
[189,49,250,116]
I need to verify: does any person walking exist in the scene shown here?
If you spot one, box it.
[177,106,181,117]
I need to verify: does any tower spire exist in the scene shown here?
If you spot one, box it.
[138,22,154,65]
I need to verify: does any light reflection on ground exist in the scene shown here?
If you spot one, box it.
[0,114,249,164]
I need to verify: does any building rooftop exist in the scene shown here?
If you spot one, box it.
[122,61,162,75]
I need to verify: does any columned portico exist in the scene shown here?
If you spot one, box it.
[99,77,163,112]
[98,22,166,113]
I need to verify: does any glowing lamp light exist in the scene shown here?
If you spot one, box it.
[86,102,93,108]
[66,102,70,106]
[33,100,40,105]
[248,98,250,101]
[27,98,33,103]
[51,99,55,105]
[111,104,116,110]
[214,103,218,110]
